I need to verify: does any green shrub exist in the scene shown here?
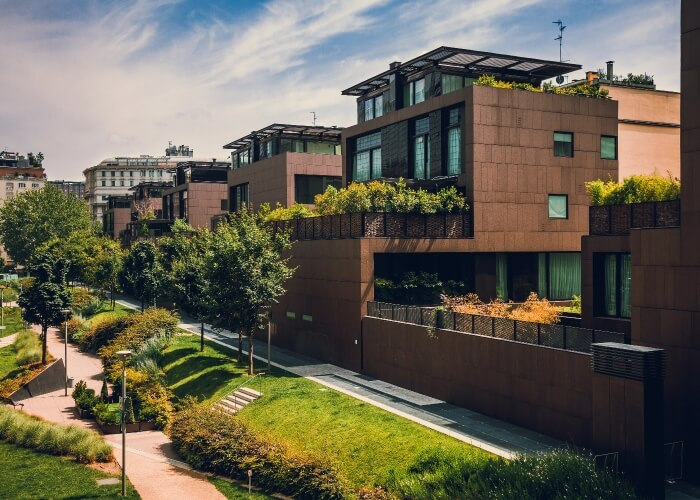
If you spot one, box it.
[265,203,314,221]
[570,295,582,314]
[100,380,109,403]
[72,380,87,400]
[94,403,121,425]
[477,74,610,99]
[80,297,105,317]
[384,448,635,499]
[375,272,468,305]
[13,331,41,366]
[0,406,112,463]
[586,174,681,206]
[169,405,345,499]
[79,314,132,353]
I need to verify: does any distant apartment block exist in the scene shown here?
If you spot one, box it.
[0,151,46,205]
[83,144,194,219]
[49,180,85,199]
[224,124,342,212]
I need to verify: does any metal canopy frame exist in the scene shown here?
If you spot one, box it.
[166,160,231,174]
[341,46,581,97]
[223,123,343,151]
[128,181,173,192]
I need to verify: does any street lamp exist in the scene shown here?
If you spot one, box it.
[0,285,6,332]
[116,350,132,497]
[61,308,71,396]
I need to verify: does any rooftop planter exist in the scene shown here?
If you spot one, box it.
[474,74,611,99]
[589,200,680,235]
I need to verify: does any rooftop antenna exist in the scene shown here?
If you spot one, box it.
[552,19,567,84]
[310,112,317,126]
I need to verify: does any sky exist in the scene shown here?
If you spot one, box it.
[0,0,680,181]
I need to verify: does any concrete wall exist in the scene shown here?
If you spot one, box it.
[228,152,342,209]
[10,359,65,401]
[617,122,680,179]
[362,316,593,445]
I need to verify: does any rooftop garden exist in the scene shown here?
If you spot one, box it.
[586,173,680,206]
[264,180,468,221]
[474,74,610,99]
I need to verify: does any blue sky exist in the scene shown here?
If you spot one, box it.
[0,0,680,179]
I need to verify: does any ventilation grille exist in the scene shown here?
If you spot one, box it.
[591,342,665,382]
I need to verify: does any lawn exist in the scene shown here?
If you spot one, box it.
[0,307,28,338]
[0,344,19,380]
[208,477,275,499]
[0,441,139,499]
[163,334,492,491]
[86,302,133,323]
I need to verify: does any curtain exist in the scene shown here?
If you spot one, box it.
[442,74,463,94]
[371,149,382,179]
[538,253,548,298]
[620,254,631,318]
[414,137,425,179]
[447,127,461,175]
[496,253,508,300]
[548,253,581,300]
[604,254,617,316]
[353,151,370,181]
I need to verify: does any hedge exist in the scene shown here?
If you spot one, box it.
[586,174,680,206]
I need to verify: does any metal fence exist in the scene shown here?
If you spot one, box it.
[589,199,680,235]
[271,212,473,240]
[367,301,625,353]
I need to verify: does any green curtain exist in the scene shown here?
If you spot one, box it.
[496,253,508,300]
[538,253,548,298]
[548,253,581,300]
[604,254,617,316]
[620,254,631,318]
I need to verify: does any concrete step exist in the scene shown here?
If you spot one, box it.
[215,403,237,415]
[219,399,245,413]
[238,387,261,399]
[226,391,256,404]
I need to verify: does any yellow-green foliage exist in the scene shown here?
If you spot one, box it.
[13,331,41,366]
[264,202,314,221]
[475,74,610,99]
[442,292,560,324]
[508,292,561,324]
[586,174,681,206]
[0,406,112,463]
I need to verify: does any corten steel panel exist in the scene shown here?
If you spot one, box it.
[184,183,228,229]
[362,316,593,446]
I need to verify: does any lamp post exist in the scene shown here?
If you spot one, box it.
[0,285,6,332]
[116,350,132,497]
[61,308,71,396]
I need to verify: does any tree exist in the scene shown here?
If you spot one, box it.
[17,252,71,364]
[85,238,123,309]
[119,241,162,311]
[206,209,294,375]
[0,184,93,267]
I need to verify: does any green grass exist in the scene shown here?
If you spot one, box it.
[0,441,140,499]
[0,307,27,338]
[164,334,492,491]
[208,477,275,499]
[0,345,20,381]
[87,302,133,323]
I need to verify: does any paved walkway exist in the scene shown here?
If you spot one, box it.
[20,324,224,500]
[0,333,17,349]
[117,296,562,458]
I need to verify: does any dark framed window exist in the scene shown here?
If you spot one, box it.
[548,194,568,219]
[594,253,631,318]
[413,117,430,179]
[230,183,249,212]
[295,175,342,204]
[553,132,573,157]
[352,132,381,181]
[404,77,425,106]
[363,95,383,121]
[446,107,461,176]
[601,135,617,160]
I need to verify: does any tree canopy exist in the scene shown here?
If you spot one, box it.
[0,184,94,267]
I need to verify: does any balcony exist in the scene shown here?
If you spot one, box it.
[589,199,680,235]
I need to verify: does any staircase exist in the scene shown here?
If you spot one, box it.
[215,387,262,415]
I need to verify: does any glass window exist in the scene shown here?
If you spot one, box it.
[306,142,336,154]
[364,99,374,121]
[496,253,508,300]
[601,136,617,160]
[101,181,106,187]
[442,74,463,94]
[596,253,631,318]
[129,171,134,177]
[353,132,381,182]
[413,117,430,179]
[111,171,115,177]
[548,194,568,219]
[548,253,582,300]
[111,181,115,186]
[295,175,342,204]
[101,171,106,177]
[119,180,124,187]
[554,132,573,157]
[446,108,462,176]
[374,94,383,118]
[414,78,425,104]
[371,149,382,179]
[354,151,370,181]
[120,171,124,177]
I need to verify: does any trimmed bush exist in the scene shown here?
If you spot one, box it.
[384,448,635,499]
[586,174,680,206]
[0,406,112,463]
[169,405,345,499]
[79,314,132,353]
[475,74,610,99]
[508,292,560,324]
[13,331,42,366]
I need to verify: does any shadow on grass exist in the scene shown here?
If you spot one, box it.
[161,346,199,367]
[165,352,229,384]
[172,366,245,401]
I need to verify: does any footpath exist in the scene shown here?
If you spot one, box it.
[20,324,224,500]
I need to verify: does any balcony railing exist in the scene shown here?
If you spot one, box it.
[589,199,680,235]
[270,212,473,240]
[367,301,625,354]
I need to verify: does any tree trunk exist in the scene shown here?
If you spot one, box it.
[141,297,144,312]
[200,322,204,352]
[41,324,48,365]
[248,327,255,376]
[237,329,243,363]
[110,285,115,310]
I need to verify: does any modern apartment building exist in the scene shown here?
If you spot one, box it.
[162,160,230,229]
[102,195,132,240]
[224,124,342,211]
[568,63,680,179]
[83,144,193,219]
[48,180,85,199]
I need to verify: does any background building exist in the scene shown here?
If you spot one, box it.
[83,143,194,219]
[0,151,46,205]
[48,180,85,198]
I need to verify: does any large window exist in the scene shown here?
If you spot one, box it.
[441,74,475,95]
[553,132,573,157]
[233,149,251,168]
[294,175,342,204]
[405,78,425,106]
[352,132,381,181]
[595,253,631,318]
[230,183,249,212]
[544,253,581,300]
[363,95,383,121]
[601,135,617,160]
[446,108,461,176]
[413,117,430,179]
[548,194,568,219]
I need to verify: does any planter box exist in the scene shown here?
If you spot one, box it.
[138,421,157,432]
[96,416,140,434]
[74,407,94,420]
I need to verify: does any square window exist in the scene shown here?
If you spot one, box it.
[601,136,617,160]
[553,132,573,157]
[548,194,568,219]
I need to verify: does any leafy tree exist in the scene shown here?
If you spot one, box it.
[85,238,123,309]
[0,184,93,267]
[101,379,109,403]
[119,241,162,311]
[17,252,72,364]
[206,209,294,375]
[39,229,100,285]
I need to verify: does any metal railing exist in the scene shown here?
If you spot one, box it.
[270,212,473,240]
[367,301,625,353]
[589,199,680,235]
[230,371,265,410]
[594,451,620,473]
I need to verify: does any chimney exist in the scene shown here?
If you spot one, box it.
[586,71,599,83]
[606,60,614,81]
[389,61,401,70]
